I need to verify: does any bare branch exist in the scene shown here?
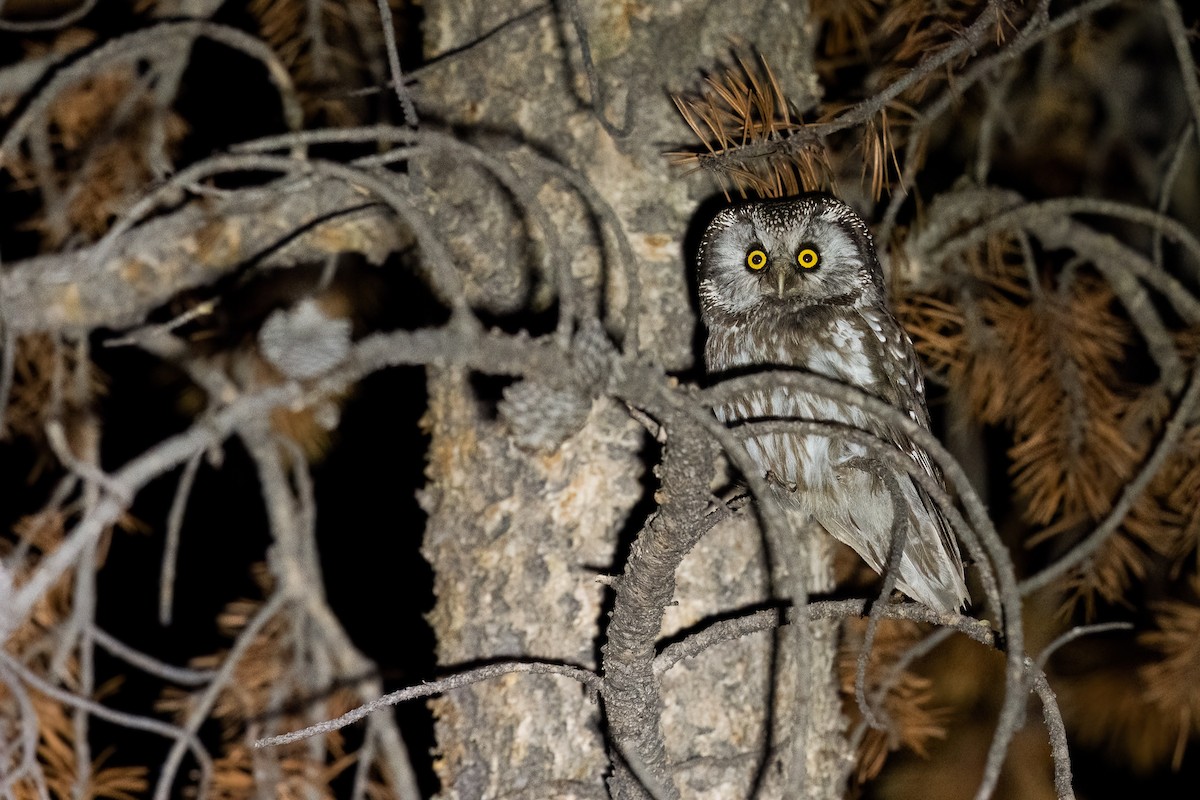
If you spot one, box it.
[374,0,418,127]
[255,660,602,749]
[1158,0,1200,150]
[90,626,217,686]
[601,412,712,800]
[1,175,401,334]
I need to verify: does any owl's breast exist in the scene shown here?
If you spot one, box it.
[705,311,886,491]
[705,311,884,390]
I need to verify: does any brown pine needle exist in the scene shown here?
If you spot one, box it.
[669,52,830,199]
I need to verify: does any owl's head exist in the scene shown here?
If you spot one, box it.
[696,194,883,321]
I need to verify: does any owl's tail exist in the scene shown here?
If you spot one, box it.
[813,473,969,614]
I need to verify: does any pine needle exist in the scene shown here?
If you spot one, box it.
[1140,576,1200,769]
[668,53,832,200]
[838,618,950,782]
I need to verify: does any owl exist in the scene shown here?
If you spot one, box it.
[697,194,969,613]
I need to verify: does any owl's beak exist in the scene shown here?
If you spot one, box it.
[775,269,788,299]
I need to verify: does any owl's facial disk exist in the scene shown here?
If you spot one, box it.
[698,201,874,318]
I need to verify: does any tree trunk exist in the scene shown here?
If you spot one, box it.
[415,2,848,797]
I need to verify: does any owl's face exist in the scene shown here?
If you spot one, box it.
[696,195,883,321]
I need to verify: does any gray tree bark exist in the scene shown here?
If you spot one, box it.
[413,2,850,798]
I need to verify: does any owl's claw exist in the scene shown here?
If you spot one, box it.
[765,470,798,493]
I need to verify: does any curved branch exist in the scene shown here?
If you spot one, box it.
[0,20,303,167]
[699,371,1026,800]
[255,660,602,748]
[600,411,712,800]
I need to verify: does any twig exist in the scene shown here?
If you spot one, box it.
[878,0,1124,243]
[79,152,466,319]
[0,656,47,798]
[0,323,14,435]
[845,460,910,731]
[44,420,130,505]
[2,651,214,789]
[515,147,642,354]
[1031,667,1075,800]
[1019,198,1200,275]
[350,723,379,800]
[1020,363,1200,594]
[8,323,574,634]
[411,5,550,74]
[0,0,96,31]
[91,626,217,686]
[160,452,203,626]
[1153,122,1195,274]
[917,190,1195,388]
[656,599,1076,798]
[665,400,816,800]
[610,740,673,800]
[0,48,62,99]
[255,660,602,748]
[1,175,402,334]
[924,196,1200,326]
[7,384,298,629]
[375,0,418,127]
[238,125,611,349]
[972,60,1019,184]
[557,0,630,137]
[304,0,331,80]
[656,600,997,676]
[406,130,577,345]
[734,417,1001,618]
[246,425,424,799]
[1159,0,1200,151]
[815,0,1011,139]
[631,374,825,796]
[842,626,957,790]
[152,591,288,800]
[1035,622,1133,670]
[66,415,102,800]
[0,21,303,167]
[701,384,1003,617]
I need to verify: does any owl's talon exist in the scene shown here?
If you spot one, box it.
[764,470,798,493]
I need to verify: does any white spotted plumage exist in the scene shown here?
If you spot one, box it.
[698,195,969,613]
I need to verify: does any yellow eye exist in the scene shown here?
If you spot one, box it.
[797,247,820,269]
[746,249,768,270]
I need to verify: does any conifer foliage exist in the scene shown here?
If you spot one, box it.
[0,1,1198,798]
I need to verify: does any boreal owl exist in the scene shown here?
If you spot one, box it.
[697,194,968,613]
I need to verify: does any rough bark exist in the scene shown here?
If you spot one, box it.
[414,2,848,798]
[0,177,403,334]
[420,369,644,799]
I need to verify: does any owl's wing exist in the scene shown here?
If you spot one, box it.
[815,485,968,613]
[860,307,968,605]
